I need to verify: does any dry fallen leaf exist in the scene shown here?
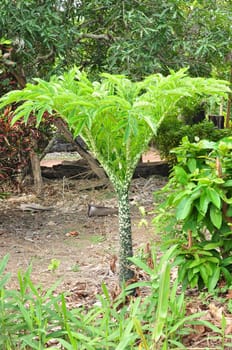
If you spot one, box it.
[193,324,206,336]
[109,254,117,273]
[65,231,79,237]
[226,289,232,299]
[144,242,154,269]
[209,302,224,323]
[111,283,121,300]
[225,319,232,335]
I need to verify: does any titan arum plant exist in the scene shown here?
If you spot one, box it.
[0,68,229,283]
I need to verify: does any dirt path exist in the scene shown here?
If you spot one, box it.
[0,175,166,300]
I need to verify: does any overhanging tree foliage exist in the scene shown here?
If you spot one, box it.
[0,68,229,282]
[74,0,232,79]
[0,0,81,85]
[1,0,231,84]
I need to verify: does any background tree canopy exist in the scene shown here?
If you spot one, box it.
[0,0,231,88]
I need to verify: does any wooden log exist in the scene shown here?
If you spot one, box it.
[88,204,118,217]
[41,159,169,180]
[29,140,43,194]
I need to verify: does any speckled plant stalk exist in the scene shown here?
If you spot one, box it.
[117,187,134,283]
[89,147,137,284]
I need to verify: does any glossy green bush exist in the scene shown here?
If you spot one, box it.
[155,136,232,291]
[154,118,232,164]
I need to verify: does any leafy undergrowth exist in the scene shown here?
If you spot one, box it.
[1,249,232,350]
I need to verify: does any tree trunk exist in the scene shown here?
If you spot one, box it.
[29,147,43,195]
[226,65,232,128]
[54,118,107,180]
[10,66,27,89]
[117,188,135,283]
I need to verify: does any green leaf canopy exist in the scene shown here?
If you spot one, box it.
[0,67,229,191]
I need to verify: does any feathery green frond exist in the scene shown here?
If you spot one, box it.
[0,67,230,283]
[0,68,230,186]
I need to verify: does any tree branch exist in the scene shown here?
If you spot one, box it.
[35,47,55,64]
[53,118,107,180]
[9,66,27,88]
[77,33,117,43]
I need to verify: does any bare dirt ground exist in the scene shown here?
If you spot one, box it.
[0,150,166,300]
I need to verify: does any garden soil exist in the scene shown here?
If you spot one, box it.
[0,151,165,301]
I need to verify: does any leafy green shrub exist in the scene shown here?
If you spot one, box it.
[154,117,232,164]
[154,136,232,291]
[173,242,229,291]
[128,245,210,349]
[179,102,205,125]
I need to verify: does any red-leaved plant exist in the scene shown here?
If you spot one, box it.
[0,106,53,190]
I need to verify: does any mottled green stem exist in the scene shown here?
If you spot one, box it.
[117,187,134,284]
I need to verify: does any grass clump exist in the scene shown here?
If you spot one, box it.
[0,249,224,349]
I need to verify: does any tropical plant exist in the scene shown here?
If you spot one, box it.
[0,67,229,282]
[128,245,209,349]
[0,107,53,190]
[154,118,232,164]
[155,136,232,290]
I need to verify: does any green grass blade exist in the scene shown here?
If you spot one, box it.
[153,261,171,342]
